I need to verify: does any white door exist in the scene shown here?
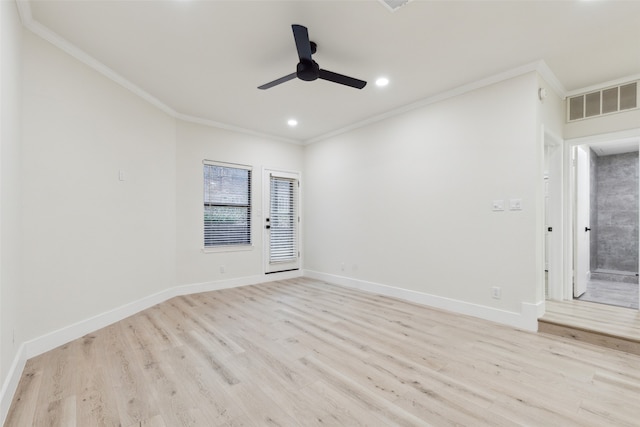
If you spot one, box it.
[544,175,550,272]
[265,170,300,273]
[574,146,591,297]
[544,133,564,301]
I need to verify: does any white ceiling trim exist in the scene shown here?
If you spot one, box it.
[590,138,640,156]
[16,0,571,147]
[28,19,179,119]
[565,128,640,148]
[304,60,561,145]
[15,0,31,23]
[174,112,298,144]
[565,73,640,98]
[15,0,300,145]
[536,61,566,99]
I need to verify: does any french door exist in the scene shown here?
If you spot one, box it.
[265,170,300,273]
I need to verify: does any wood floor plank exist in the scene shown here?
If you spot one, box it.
[540,299,640,355]
[299,354,431,427]
[296,379,389,426]
[5,365,42,427]
[6,278,640,426]
[101,322,156,426]
[160,345,243,425]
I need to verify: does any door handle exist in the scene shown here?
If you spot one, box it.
[585,227,591,232]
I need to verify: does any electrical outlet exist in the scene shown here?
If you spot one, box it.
[340,263,345,271]
[491,287,502,299]
[220,265,225,274]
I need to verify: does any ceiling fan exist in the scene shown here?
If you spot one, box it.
[258,24,367,90]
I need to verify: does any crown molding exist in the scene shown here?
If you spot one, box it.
[304,60,559,145]
[16,0,299,145]
[15,0,32,24]
[565,73,640,98]
[536,60,567,99]
[175,113,299,145]
[16,1,571,147]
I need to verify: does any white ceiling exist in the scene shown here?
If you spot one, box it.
[22,0,640,143]
[590,138,639,156]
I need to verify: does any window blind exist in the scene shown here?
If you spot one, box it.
[204,163,251,247]
[269,176,297,263]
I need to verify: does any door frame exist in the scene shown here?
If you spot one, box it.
[544,130,564,301]
[573,145,591,298]
[262,167,302,274]
[560,128,640,306]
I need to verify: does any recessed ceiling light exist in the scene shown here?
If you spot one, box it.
[375,77,389,87]
[287,119,298,127]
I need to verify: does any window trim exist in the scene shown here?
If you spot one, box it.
[202,160,253,252]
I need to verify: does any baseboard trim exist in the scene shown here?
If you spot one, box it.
[173,270,302,296]
[23,287,178,360]
[23,269,302,361]
[0,269,302,425]
[0,343,27,424]
[304,270,540,332]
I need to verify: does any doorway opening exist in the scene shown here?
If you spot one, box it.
[571,138,639,310]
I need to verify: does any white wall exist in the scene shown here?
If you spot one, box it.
[537,75,564,140]
[0,0,23,384]
[565,106,640,140]
[176,120,303,286]
[304,73,542,319]
[20,32,177,342]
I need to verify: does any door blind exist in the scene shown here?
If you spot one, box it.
[269,176,298,263]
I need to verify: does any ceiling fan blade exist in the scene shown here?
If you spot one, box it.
[258,72,297,90]
[318,69,367,89]
[292,24,313,62]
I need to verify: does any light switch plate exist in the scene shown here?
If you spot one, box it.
[492,200,505,211]
[510,198,523,211]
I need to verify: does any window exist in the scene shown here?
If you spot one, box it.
[203,161,251,248]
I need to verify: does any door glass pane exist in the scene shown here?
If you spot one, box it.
[270,177,297,263]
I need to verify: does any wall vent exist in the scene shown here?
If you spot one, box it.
[378,0,412,12]
[568,81,638,122]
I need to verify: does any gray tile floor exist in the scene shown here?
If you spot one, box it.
[577,279,639,309]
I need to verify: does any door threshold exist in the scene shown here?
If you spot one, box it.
[539,299,640,355]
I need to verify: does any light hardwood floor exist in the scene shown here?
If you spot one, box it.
[6,278,640,426]
[539,299,640,356]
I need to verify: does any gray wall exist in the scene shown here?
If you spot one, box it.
[593,151,639,273]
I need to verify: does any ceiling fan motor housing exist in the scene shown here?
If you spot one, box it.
[257,25,366,90]
[297,60,320,81]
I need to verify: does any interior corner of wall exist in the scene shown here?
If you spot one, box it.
[0,342,27,426]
